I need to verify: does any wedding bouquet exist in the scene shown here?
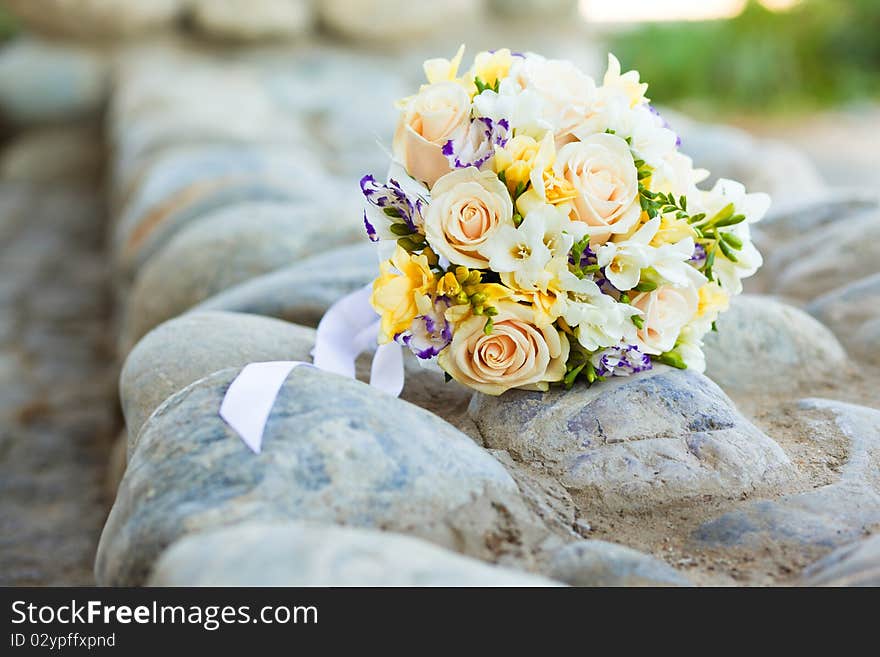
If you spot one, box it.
[361,47,769,395]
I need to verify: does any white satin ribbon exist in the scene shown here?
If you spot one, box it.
[219,284,404,453]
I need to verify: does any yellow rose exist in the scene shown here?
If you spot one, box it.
[650,214,697,247]
[370,246,435,342]
[439,300,569,395]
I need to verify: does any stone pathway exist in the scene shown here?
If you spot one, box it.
[1,33,878,587]
[0,125,119,585]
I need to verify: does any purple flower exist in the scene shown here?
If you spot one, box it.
[689,242,707,265]
[360,174,424,232]
[363,212,378,243]
[591,344,652,377]
[442,116,510,170]
[399,298,453,359]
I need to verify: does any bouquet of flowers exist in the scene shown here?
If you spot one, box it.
[362,47,769,395]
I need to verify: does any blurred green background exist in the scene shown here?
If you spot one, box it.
[606,0,879,117]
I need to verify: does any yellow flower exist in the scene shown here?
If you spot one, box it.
[494,135,541,195]
[472,49,513,89]
[370,245,435,342]
[696,282,730,321]
[510,133,578,215]
[650,214,697,247]
[424,44,466,85]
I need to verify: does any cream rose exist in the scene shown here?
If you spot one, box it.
[393,81,470,187]
[424,167,513,268]
[554,133,641,245]
[510,55,596,140]
[630,285,698,355]
[439,301,569,395]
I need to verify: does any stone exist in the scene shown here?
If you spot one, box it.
[148,522,559,586]
[703,295,849,396]
[807,273,880,366]
[548,540,691,587]
[120,311,317,443]
[0,38,108,124]
[469,366,796,514]
[768,209,880,301]
[488,0,579,18]
[121,310,473,443]
[119,202,363,353]
[801,534,880,586]
[660,109,824,202]
[194,242,377,327]
[2,0,182,38]
[0,124,103,184]
[694,399,880,553]
[97,366,547,585]
[760,190,879,241]
[111,145,336,280]
[319,0,478,42]
[190,0,313,41]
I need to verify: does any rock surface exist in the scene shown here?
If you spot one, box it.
[470,366,796,514]
[98,366,547,585]
[703,295,850,396]
[149,522,559,586]
[2,0,182,38]
[694,399,880,553]
[807,273,880,366]
[801,534,880,586]
[190,0,313,41]
[194,242,377,327]
[548,540,691,587]
[119,201,361,352]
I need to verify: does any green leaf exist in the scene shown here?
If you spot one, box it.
[383,207,403,218]
[720,232,743,249]
[564,361,587,389]
[389,223,414,236]
[633,280,658,292]
[714,213,746,228]
[718,238,739,262]
[657,351,687,369]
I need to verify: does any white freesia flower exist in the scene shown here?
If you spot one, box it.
[697,178,771,225]
[596,217,659,291]
[603,53,649,107]
[556,270,638,350]
[472,82,546,137]
[712,230,763,295]
[480,204,573,290]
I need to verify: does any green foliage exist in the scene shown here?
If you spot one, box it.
[609,0,880,115]
[0,6,19,41]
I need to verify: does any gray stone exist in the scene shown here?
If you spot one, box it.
[703,295,849,396]
[760,190,879,240]
[194,242,377,327]
[469,366,795,514]
[120,311,317,444]
[807,273,880,365]
[149,522,559,586]
[768,210,880,301]
[190,0,313,41]
[319,0,478,42]
[802,534,880,586]
[548,540,691,587]
[121,310,473,444]
[119,202,362,353]
[112,145,333,280]
[97,366,546,585]
[2,0,182,38]
[0,39,108,124]
[694,399,880,552]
